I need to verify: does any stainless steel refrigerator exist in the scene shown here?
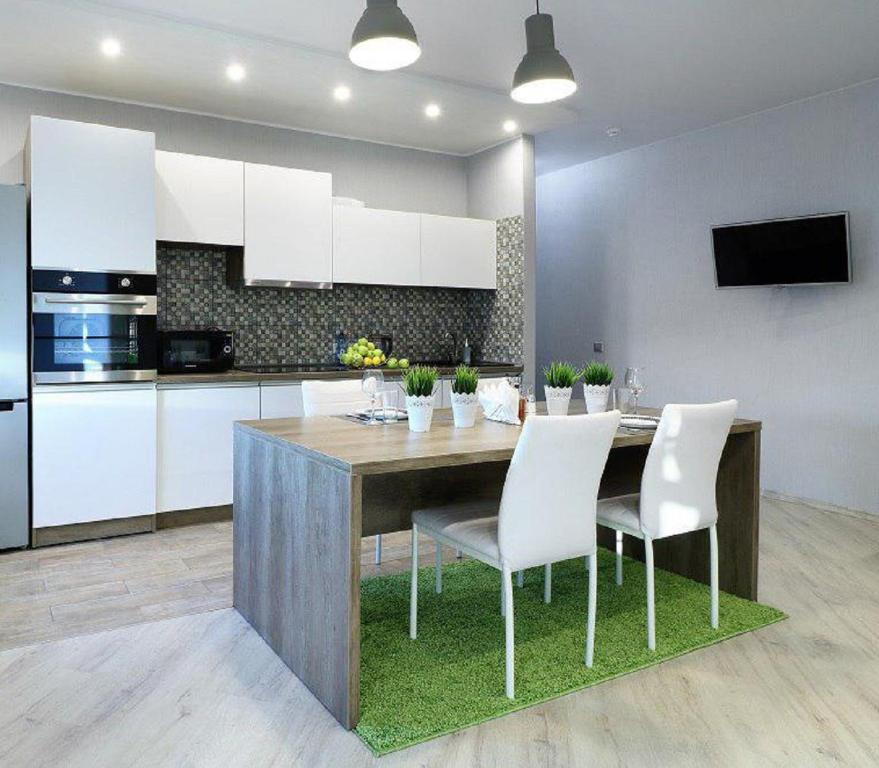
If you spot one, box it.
[0,185,29,549]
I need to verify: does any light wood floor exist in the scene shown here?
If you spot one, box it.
[1,497,878,767]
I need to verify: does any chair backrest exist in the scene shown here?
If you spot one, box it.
[497,411,621,571]
[639,400,738,539]
[301,379,372,416]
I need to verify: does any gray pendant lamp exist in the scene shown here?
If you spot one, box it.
[350,0,421,72]
[511,1,577,104]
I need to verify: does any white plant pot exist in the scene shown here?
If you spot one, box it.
[406,394,435,432]
[544,385,573,416]
[583,384,611,414]
[450,391,479,428]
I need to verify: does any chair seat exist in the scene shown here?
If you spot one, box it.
[413,501,500,563]
[596,494,643,536]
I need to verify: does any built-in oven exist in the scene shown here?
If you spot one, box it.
[157,330,235,374]
[32,270,157,384]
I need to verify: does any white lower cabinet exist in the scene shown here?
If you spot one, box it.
[157,384,260,512]
[32,384,157,528]
[260,383,304,419]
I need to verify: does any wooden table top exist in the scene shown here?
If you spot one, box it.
[237,404,761,477]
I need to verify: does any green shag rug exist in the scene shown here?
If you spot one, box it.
[356,549,786,755]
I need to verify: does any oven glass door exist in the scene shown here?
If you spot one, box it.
[33,300,157,383]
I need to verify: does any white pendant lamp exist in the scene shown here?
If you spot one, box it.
[350,0,421,72]
[511,1,577,104]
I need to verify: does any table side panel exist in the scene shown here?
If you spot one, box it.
[233,425,361,728]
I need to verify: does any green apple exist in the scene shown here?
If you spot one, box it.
[372,348,382,358]
[357,345,368,356]
[398,358,409,369]
[367,341,375,351]
[357,337,368,346]
[387,358,398,369]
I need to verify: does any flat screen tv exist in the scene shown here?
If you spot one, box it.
[712,212,850,288]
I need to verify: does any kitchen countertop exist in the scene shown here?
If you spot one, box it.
[156,362,523,387]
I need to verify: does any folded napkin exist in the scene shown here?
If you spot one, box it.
[478,379,521,426]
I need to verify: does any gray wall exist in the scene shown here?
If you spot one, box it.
[536,78,879,515]
[466,136,537,384]
[466,139,525,220]
[0,84,468,215]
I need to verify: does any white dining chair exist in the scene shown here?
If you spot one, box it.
[301,379,386,564]
[597,400,738,651]
[409,410,621,699]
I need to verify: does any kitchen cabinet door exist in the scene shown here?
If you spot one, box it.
[155,151,244,245]
[260,383,304,419]
[32,384,157,528]
[244,163,332,286]
[157,384,260,512]
[420,214,497,289]
[28,116,156,273]
[333,206,421,285]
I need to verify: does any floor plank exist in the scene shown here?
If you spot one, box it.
[0,499,877,766]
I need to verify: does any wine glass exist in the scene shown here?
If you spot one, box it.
[362,369,384,425]
[624,367,645,415]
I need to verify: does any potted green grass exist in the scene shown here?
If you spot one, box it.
[543,361,582,416]
[582,361,615,414]
[450,365,480,428]
[403,366,438,432]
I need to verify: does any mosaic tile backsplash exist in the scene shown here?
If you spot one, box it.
[157,215,525,366]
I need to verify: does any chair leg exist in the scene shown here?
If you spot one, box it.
[500,573,505,616]
[435,541,443,594]
[544,563,552,603]
[709,524,719,629]
[409,525,418,640]
[503,566,515,699]
[615,530,624,586]
[586,552,597,667]
[516,570,524,588]
[375,534,382,565]
[645,536,656,651]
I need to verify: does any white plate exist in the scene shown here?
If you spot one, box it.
[620,415,660,430]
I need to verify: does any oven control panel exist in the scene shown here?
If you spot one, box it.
[33,269,157,296]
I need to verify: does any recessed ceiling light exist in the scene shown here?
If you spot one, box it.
[605,127,621,137]
[333,85,352,102]
[100,38,122,58]
[424,103,441,119]
[503,120,519,134]
[226,63,246,82]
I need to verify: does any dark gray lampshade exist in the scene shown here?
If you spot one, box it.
[350,0,421,71]
[511,13,577,104]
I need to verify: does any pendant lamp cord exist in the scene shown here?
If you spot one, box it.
[536,0,540,12]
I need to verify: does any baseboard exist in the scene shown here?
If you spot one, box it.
[33,515,156,548]
[762,491,877,522]
[156,505,232,529]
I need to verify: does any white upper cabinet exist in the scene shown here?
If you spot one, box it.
[420,214,497,289]
[155,151,244,246]
[28,116,156,273]
[243,163,333,286]
[333,206,421,286]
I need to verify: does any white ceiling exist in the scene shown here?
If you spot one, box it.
[1,1,878,165]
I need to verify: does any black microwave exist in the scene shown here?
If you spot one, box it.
[158,330,235,373]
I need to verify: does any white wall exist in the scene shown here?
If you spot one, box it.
[0,84,468,215]
[536,79,879,515]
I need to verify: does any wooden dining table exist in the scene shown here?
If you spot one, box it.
[232,404,761,730]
